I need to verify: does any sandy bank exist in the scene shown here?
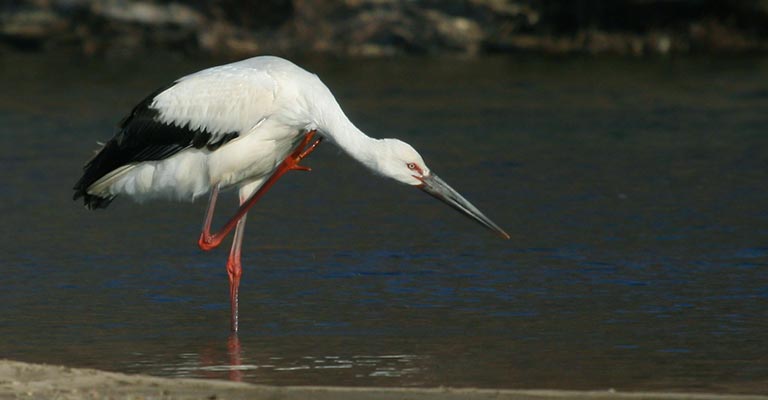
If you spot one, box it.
[1,359,766,400]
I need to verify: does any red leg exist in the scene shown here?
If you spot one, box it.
[227,217,246,332]
[200,184,220,243]
[198,130,322,251]
[197,130,322,332]
[226,183,254,333]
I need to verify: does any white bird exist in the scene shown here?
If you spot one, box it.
[74,56,509,332]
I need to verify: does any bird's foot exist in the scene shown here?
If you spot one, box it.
[198,232,224,251]
[285,130,323,172]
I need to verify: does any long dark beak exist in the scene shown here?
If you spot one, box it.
[419,174,510,239]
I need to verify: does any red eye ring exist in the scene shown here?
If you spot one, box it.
[407,163,417,170]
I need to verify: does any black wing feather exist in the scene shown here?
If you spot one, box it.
[73,85,239,210]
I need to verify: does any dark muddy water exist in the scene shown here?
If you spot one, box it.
[1,52,767,393]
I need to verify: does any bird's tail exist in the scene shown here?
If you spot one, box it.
[73,190,115,210]
[73,141,118,210]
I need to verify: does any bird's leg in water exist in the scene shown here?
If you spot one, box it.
[198,129,322,251]
[198,130,321,332]
[225,183,255,333]
[200,183,244,331]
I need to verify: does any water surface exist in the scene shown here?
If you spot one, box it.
[1,52,767,393]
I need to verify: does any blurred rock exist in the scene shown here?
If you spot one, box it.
[0,8,68,49]
[2,0,768,56]
[90,1,202,27]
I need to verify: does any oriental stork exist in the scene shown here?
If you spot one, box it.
[74,56,509,332]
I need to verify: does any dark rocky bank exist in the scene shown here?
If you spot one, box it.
[3,0,768,57]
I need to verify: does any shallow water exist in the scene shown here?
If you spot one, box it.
[1,52,767,393]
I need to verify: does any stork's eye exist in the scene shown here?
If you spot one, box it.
[407,162,417,170]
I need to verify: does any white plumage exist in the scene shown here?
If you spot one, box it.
[89,57,330,202]
[74,55,508,332]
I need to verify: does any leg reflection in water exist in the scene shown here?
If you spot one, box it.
[227,334,243,382]
[197,333,244,382]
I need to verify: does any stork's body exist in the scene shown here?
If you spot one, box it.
[74,56,508,332]
[77,57,342,205]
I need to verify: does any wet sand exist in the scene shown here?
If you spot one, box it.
[1,360,766,400]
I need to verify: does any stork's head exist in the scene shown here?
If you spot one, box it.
[376,139,510,239]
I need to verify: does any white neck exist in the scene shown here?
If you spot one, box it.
[315,101,382,172]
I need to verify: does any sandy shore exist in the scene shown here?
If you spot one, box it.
[1,359,766,400]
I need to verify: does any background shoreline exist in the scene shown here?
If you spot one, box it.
[4,1,768,58]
